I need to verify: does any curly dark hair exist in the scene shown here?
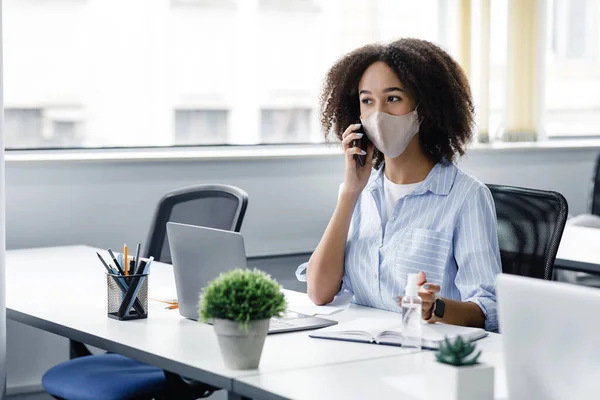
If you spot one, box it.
[320,38,475,168]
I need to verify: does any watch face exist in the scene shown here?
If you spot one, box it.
[434,298,445,318]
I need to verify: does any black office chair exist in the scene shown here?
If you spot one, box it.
[43,184,249,400]
[589,152,600,216]
[145,184,249,264]
[487,184,568,280]
[556,152,600,286]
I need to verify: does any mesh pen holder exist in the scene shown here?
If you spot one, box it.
[107,273,149,321]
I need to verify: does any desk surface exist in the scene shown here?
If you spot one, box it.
[6,245,422,393]
[555,225,600,275]
[7,225,592,399]
[233,337,507,400]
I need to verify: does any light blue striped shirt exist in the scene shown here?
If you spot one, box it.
[297,162,502,332]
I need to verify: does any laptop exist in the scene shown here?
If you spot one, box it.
[166,222,337,334]
[497,273,600,399]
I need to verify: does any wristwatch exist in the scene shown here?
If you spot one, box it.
[426,295,445,323]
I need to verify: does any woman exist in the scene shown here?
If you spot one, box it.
[296,38,501,332]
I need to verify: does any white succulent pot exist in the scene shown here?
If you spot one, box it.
[425,361,494,400]
[213,318,270,370]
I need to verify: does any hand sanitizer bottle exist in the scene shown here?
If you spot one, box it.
[401,273,422,350]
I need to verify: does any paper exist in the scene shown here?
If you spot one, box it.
[317,318,485,339]
[150,286,178,304]
[314,317,401,338]
[283,290,352,316]
[311,318,488,349]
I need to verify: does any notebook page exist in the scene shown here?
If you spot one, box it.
[311,318,487,348]
[375,322,487,347]
[374,327,404,345]
[421,323,487,342]
[312,318,402,339]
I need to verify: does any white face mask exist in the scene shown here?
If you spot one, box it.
[360,109,421,158]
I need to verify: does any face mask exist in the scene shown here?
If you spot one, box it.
[360,108,421,158]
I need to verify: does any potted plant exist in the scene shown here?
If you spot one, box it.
[199,268,286,370]
[425,336,494,400]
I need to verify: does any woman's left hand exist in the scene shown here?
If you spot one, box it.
[397,271,441,320]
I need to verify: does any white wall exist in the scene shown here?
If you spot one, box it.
[5,145,598,393]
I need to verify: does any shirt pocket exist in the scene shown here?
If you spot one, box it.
[394,228,453,286]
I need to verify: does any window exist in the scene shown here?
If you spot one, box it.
[469,0,508,142]
[552,0,598,60]
[4,109,43,148]
[259,0,320,12]
[544,0,600,137]
[174,110,229,145]
[261,108,311,143]
[4,107,84,149]
[4,0,456,150]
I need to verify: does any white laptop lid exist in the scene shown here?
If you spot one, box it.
[166,222,247,320]
[497,273,600,400]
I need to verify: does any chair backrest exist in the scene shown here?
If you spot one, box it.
[487,184,568,280]
[589,152,600,216]
[145,184,248,263]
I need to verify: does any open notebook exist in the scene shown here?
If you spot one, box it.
[309,318,488,350]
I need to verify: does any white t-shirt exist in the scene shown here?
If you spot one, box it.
[382,173,421,228]
[337,173,422,229]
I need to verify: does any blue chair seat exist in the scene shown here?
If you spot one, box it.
[42,354,167,400]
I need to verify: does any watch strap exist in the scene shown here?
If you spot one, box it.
[425,295,444,324]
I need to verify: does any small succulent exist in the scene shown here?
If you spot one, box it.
[435,336,481,366]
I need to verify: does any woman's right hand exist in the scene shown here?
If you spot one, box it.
[341,123,375,197]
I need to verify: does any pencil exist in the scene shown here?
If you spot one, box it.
[124,243,128,276]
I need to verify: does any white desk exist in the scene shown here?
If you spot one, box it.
[7,232,591,399]
[233,337,508,400]
[555,225,600,275]
[7,245,439,398]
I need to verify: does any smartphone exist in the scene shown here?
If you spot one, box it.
[351,124,370,167]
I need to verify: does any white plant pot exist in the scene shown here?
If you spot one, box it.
[425,361,494,400]
[213,318,270,370]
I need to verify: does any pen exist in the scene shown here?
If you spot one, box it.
[136,256,153,275]
[124,243,128,276]
[97,252,114,275]
[108,249,124,275]
[134,243,141,276]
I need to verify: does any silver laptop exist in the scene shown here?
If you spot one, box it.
[497,273,600,399]
[166,222,337,334]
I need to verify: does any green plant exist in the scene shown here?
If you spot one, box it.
[435,336,482,366]
[199,268,287,330]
